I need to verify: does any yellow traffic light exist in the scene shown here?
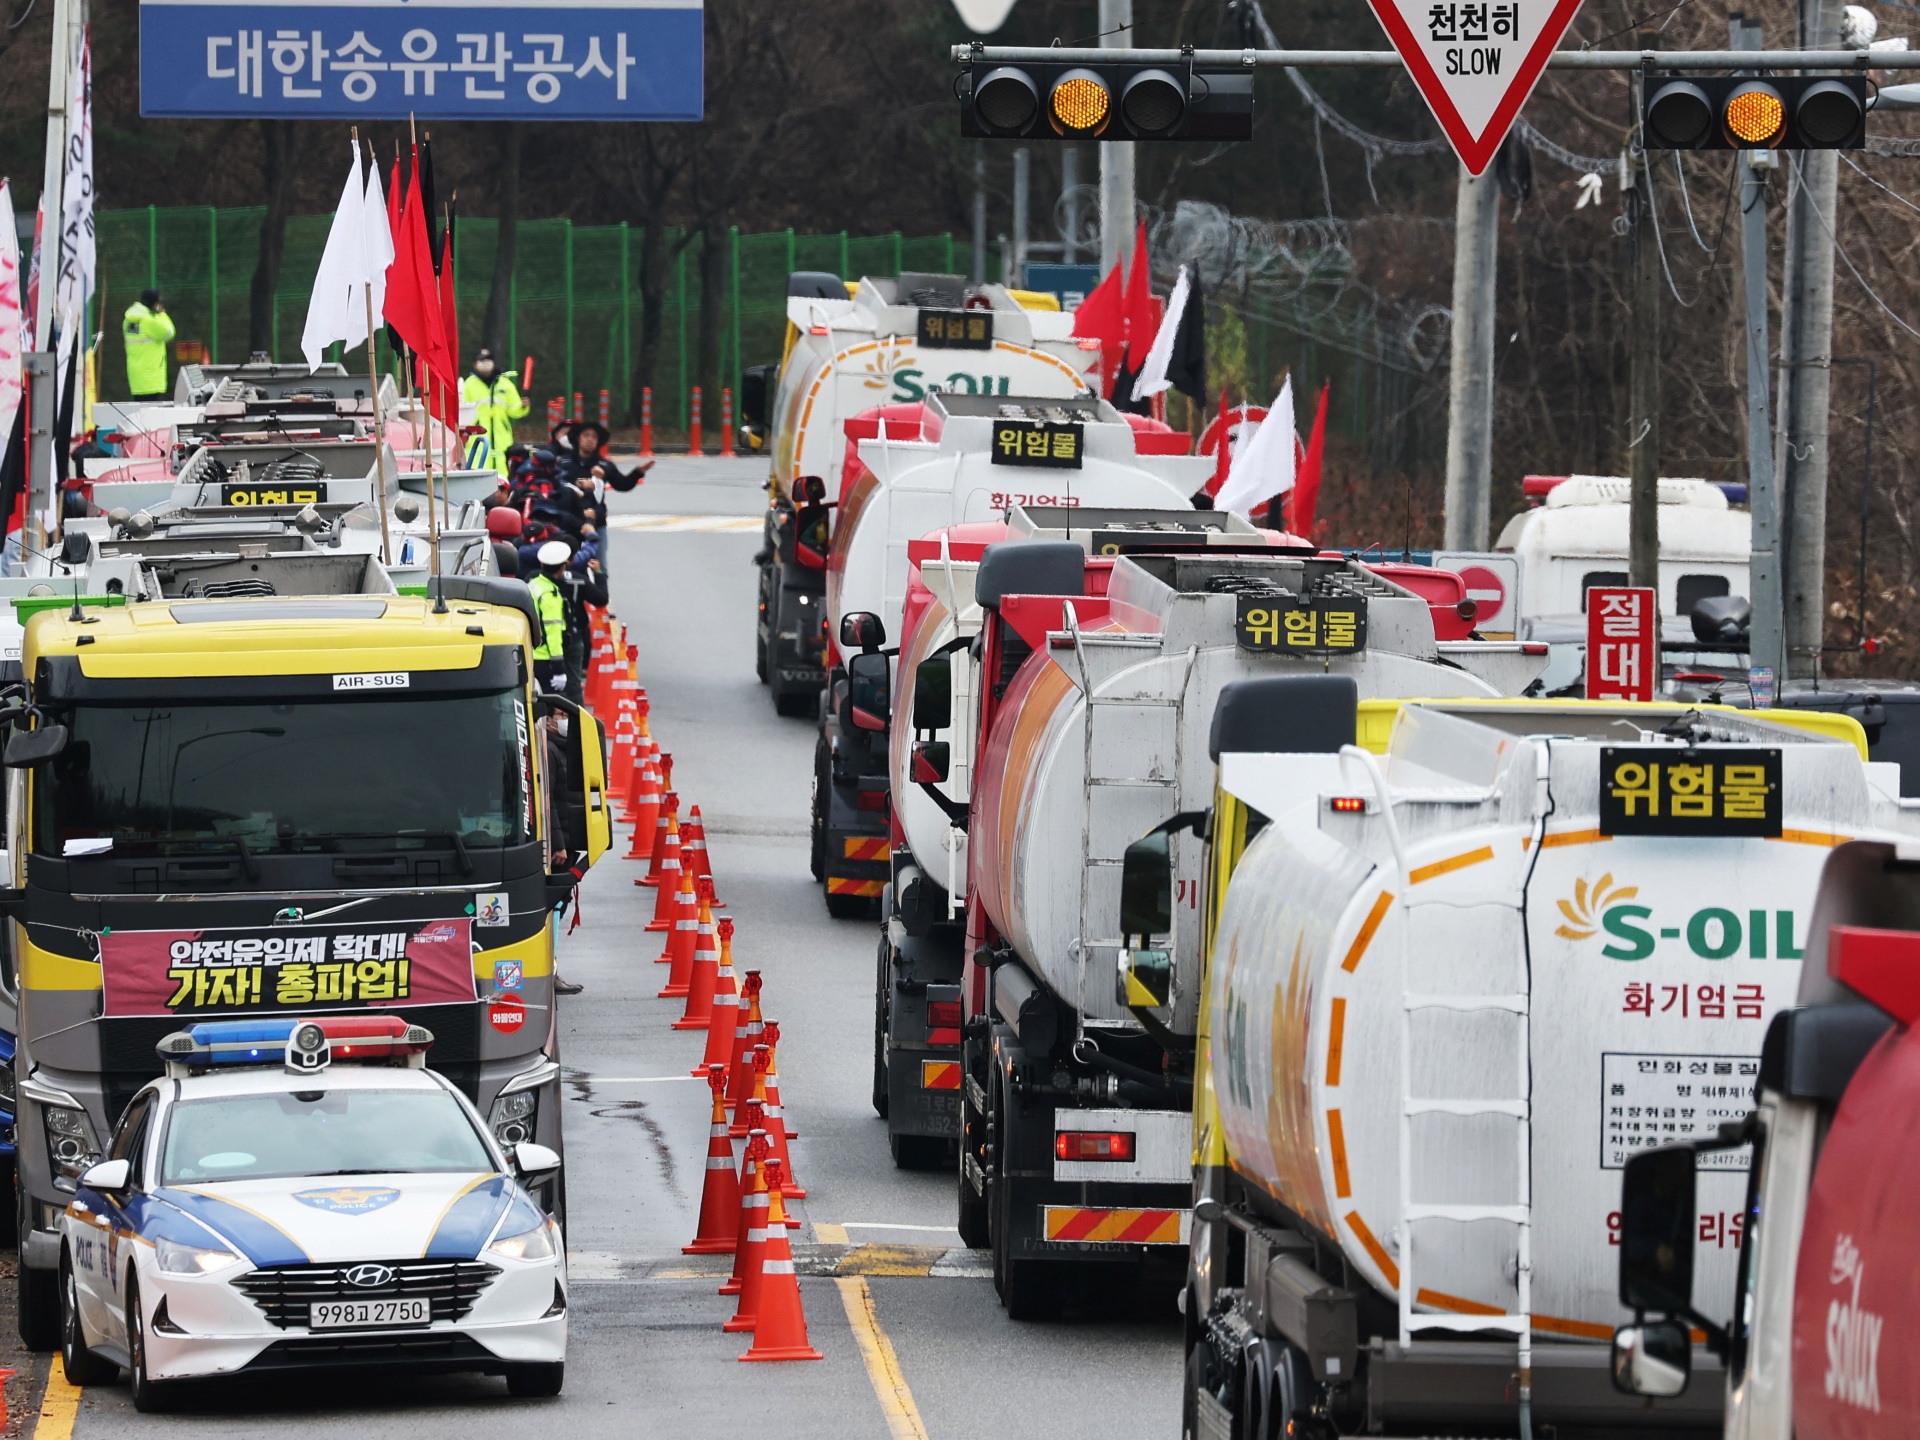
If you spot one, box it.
[1049,71,1112,136]
[1724,82,1786,146]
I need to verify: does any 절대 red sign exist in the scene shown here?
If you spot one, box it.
[1586,585,1658,702]
[98,919,478,1019]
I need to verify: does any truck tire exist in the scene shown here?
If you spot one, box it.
[811,734,830,884]
[957,1166,989,1250]
[755,628,769,683]
[17,1175,56,1351]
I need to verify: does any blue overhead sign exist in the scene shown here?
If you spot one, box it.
[138,0,703,120]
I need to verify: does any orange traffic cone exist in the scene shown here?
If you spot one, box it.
[723,1133,774,1334]
[645,822,682,923]
[682,805,723,908]
[641,795,679,887]
[622,754,663,860]
[727,971,766,1135]
[740,1165,823,1361]
[683,1065,740,1254]
[694,920,740,1075]
[762,1020,805,1201]
[657,868,698,994]
[608,706,636,802]
[673,881,721,1030]
[619,735,656,825]
[720,1127,769,1299]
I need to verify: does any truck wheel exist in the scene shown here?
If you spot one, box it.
[889,1133,947,1169]
[957,1169,989,1249]
[811,734,830,884]
[17,1175,56,1352]
[755,629,768,683]
[872,936,890,1119]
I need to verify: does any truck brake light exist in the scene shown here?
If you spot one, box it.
[1055,1130,1135,1162]
[1829,925,1920,1025]
[857,788,888,812]
[1328,796,1367,814]
[926,1000,962,1032]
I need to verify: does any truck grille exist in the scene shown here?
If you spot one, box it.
[233,1259,500,1329]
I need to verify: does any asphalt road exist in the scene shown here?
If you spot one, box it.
[49,455,1183,1438]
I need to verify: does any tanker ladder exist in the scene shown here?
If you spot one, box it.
[1344,745,1537,1440]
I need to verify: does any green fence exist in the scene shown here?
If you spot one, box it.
[93,207,978,436]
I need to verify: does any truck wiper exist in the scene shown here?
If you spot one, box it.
[411,830,475,876]
[186,835,258,880]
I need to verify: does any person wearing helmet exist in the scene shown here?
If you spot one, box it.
[527,538,571,695]
[485,505,523,576]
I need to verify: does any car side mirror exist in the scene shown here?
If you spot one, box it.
[513,1141,562,1176]
[912,660,951,731]
[1619,1144,1698,1313]
[79,1158,130,1194]
[847,651,890,729]
[5,724,68,768]
[1119,830,1172,941]
[1611,1319,1691,1397]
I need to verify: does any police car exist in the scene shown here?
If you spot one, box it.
[56,1015,566,1410]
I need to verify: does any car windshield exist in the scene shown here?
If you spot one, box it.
[32,692,533,857]
[160,1088,494,1184]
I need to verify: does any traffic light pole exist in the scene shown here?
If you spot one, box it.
[1627,137,1662,594]
[1098,0,1136,272]
[1443,166,1497,551]
[1733,19,1786,685]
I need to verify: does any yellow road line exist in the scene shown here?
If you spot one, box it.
[836,1276,929,1440]
[35,1356,79,1440]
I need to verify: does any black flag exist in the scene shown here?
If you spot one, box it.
[1165,269,1208,405]
[420,137,442,276]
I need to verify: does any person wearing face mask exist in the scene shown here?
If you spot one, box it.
[461,347,529,476]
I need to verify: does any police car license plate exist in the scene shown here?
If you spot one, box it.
[309,1298,430,1330]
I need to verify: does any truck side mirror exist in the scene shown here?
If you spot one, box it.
[912,660,951,731]
[1611,1318,1691,1397]
[4,724,67,769]
[840,611,886,654]
[534,696,611,874]
[1618,1143,1698,1313]
[1119,831,1172,941]
[846,651,890,730]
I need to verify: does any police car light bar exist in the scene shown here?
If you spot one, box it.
[156,1016,435,1077]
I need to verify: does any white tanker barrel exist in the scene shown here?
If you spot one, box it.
[1206,697,1911,1343]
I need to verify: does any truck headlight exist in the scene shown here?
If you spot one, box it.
[42,1105,99,1188]
[489,1090,537,1148]
[154,1236,240,1275]
[486,1217,558,1262]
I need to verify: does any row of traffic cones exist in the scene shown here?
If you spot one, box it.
[599,610,822,1362]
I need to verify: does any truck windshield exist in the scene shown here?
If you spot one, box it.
[160,1088,494,1183]
[31,692,533,857]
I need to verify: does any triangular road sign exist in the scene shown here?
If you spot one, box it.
[1364,0,1588,174]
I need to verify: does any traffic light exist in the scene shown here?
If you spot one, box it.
[959,59,1253,142]
[1641,74,1867,149]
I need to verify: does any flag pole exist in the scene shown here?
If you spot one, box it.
[408,114,440,579]
[353,129,393,567]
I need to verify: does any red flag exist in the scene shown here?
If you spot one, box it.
[1289,382,1331,540]
[1072,261,1126,399]
[1123,221,1157,368]
[383,146,453,398]
[1211,385,1231,491]
[436,229,460,431]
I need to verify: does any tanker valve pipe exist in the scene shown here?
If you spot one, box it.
[1337,744,1409,884]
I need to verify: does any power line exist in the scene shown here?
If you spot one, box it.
[1841,150,1920,216]
[1791,153,1920,342]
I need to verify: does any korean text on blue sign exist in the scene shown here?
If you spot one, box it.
[139,0,703,121]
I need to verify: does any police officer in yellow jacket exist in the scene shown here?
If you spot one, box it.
[123,289,176,399]
[528,539,571,695]
[462,348,529,476]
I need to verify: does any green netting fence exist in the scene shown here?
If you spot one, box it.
[92,207,979,439]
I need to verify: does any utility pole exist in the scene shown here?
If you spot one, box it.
[1627,121,1662,595]
[1734,16,1785,682]
[971,147,987,286]
[1098,0,1135,271]
[1061,147,1081,264]
[1011,146,1030,286]
[1776,0,1845,678]
[1442,164,1497,551]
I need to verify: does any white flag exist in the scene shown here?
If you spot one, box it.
[53,32,94,343]
[0,182,25,454]
[301,143,367,369]
[362,153,393,325]
[1215,375,1296,519]
[1131,265,1189,403]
